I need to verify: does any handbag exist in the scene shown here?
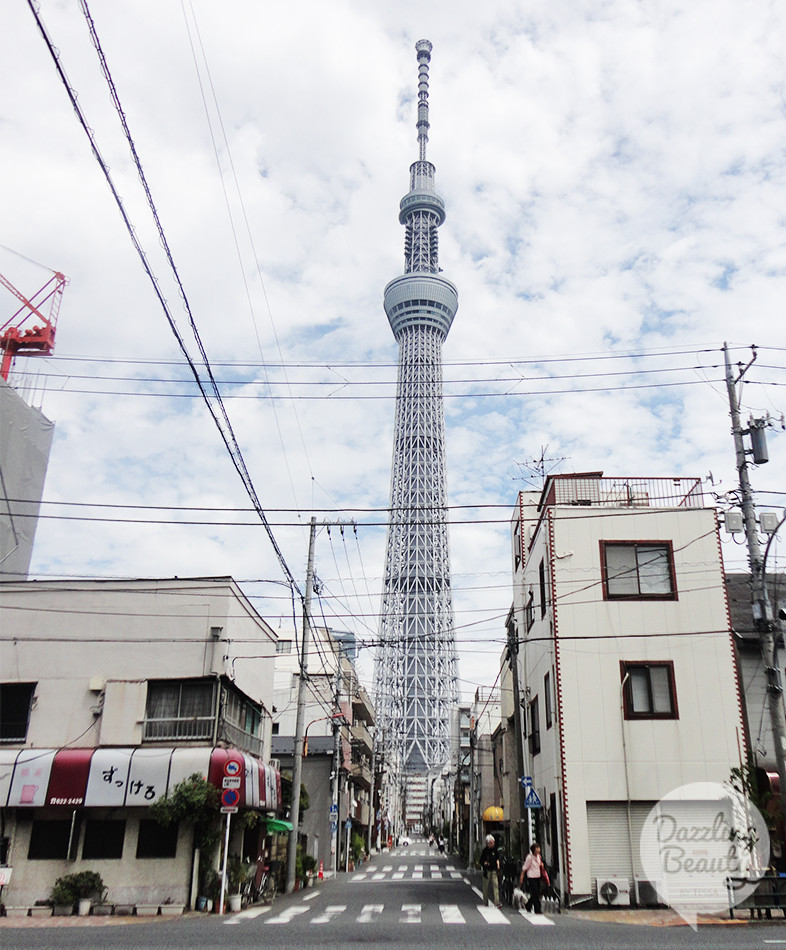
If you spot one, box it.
[542,867,550,888]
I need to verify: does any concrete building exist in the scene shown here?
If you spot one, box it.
[509,473,747,905]
[0,379,54,580]
[272,624,374,872]
[0,577,282,911]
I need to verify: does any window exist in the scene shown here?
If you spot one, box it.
[83,819,125,859]
[276,640,293,654]
[137,819,178,858]
[28,819,73,860]
[621,661,678,719]
[271,722,280,735]
[528,697,541,755]
[539,559,547,618]
[513,522,522,571]
[524,590,535,632]
[544,672,552,729]
[602,542,676,599]
[144,679,215,741]
[0,682,36,741]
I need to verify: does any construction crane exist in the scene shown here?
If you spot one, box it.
[0,268,68,382]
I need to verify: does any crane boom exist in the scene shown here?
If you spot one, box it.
[0,270,67,381]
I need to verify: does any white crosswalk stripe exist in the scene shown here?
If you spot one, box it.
[357,903,384,923]
[519,908,555,926]
[230,898,558,928]
[439,904,465,924]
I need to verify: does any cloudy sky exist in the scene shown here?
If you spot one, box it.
[2,0,785,700]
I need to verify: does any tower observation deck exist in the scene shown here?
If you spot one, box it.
[374,40,459,783]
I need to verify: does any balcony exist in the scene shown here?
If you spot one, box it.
[543,475,704,510]
[351,721,373,754]
[349,759,373,790]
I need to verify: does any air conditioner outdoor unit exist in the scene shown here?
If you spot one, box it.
[597,876,631,906]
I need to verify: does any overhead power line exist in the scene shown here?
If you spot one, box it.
[27,0,299,596]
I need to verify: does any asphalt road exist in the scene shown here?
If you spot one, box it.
[2,843,785,950]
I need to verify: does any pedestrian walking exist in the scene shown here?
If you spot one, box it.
[480,834,501,907]
[519,842,548,914]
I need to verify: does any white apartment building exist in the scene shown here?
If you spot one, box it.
[0,577,281,911]
[510,473,747,906]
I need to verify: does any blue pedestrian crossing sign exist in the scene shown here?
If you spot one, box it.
[524,786,542,809]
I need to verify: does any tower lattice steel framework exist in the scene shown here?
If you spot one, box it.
[373,40,459,777]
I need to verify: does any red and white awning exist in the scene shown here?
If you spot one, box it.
[0,746,280,811]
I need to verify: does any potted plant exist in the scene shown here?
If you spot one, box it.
[50,871,104,916]
[226,855,252,911]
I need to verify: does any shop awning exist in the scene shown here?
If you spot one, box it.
[265,818,294,834]
[0,746,280,811]
[482,806,504,821]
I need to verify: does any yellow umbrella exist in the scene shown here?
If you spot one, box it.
[482,806,504,821]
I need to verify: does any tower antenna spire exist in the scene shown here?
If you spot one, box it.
[415,39,432,162]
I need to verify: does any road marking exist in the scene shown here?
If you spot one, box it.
[450,871,462,879]
[357,903,384,923]
[415,864,424,871]
[432,871,443,879]
[383,865,393,872]
[372,872,386,880]
[353,873,368,881]
[303,891,320,901]
[477,905,509,925]
[413,871,423,879]
[392,872,405,879]
[310,904,346,925]
[266,905,310,925]
[400,903,421,924]
[439,904,465,924]
[430,865,440,871]
[398,865,407,871]
[518,909,555,926]
[471,885,483,900]
[224,905,272,923]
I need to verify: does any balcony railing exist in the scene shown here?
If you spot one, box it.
[143,716,213,742]
[545,476,704,510]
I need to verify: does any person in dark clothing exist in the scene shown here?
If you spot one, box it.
[480,834,501,907]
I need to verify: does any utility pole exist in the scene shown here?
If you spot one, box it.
[723,344,786,819]
[285,516,317,893]
[506,608,527,859]
[331,659,342,875]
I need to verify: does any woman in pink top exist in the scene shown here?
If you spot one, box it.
[519,842,546,914]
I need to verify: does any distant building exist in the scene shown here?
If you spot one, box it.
[508,473,747,906]
[0,577,282,911]
[272,625,374,872]
[0,378,54,579]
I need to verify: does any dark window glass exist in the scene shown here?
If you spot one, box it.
[136,819,178,858]
[528,697,541,755]
[82,819,125,859]
[539,559,547,618]
[544,672,552,729]
[0,683,36,741]
[28,819,71,860]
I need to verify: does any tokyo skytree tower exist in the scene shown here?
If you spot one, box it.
[373,40,459,776]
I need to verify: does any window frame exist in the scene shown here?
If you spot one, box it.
[82,818,126,860]
[601,541,677,601]
[528,696,541,755]
[0,682,36,742]
[544,671,552,730]
[620,660,679,720]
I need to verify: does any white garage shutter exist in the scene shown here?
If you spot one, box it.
[587,801,656,882]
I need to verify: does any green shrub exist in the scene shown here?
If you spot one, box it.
[50,871,105,906]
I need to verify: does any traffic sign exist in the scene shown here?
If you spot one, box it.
[330,821,338,834]
[329,803,338,819]
[221,787,240,809]
[524,787,542,809]
[223,776,241,789]
[220,806,238,814]
[520,775,532,788]
[224,759,242,777]
[345,818,352,830]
